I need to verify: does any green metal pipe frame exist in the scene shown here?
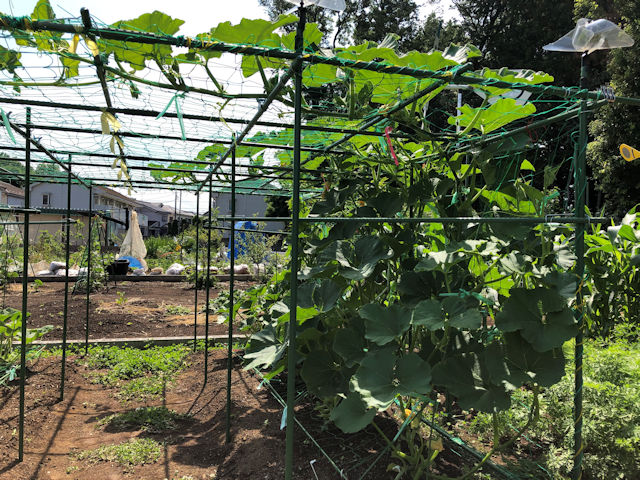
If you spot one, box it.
[203,176,213,384]
[196,59,302,194]
[214,215,609,225]
[5,13,640,106]
[15,122,348,156]
[85,186,92,354]
[0,155,326,182]
[193,191,199,352]
[0,96,411,140]
[0,146,337,177]
[3,8,631,476]
[7,121,89,187]
[286,6,305,478]
[60,157,71,400]
[226,139,236,444]
[0,220,77,226]
[18,107,31,461]
[572,54,588,480]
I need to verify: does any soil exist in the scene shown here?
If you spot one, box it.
[0,282,254,341]
[0,349,398,480]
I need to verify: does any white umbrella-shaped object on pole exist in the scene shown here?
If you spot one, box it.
[285,0,345,12]
[543,18,634,54]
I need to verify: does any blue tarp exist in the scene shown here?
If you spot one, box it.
[228,221,257,259]
[118,255,143,269]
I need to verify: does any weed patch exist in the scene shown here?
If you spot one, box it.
[97,406,191,433]
[72,438,162,466]
[79,345,190,402]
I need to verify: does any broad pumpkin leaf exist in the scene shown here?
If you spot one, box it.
[351,348,431,409]
[330,393,377,434]
[297,278,343,312]
[448,98,536,134]
[504,332,565,387]
[432,353,511,413]
[341,236,393,280]
[360,303,413,345]
[333,322,367,368]
[301,350,352,398]
[243,326,286,370]
[412,298,444,330]
[496,287,577,352]
[106,12,185,70]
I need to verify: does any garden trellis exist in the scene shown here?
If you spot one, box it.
[1,2,639,479]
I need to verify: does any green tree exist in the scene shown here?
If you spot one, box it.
[574,0,640,219]
[453,0,580,85]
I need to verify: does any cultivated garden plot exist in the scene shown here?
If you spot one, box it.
[0,1,639,479]
[1,282,253,341]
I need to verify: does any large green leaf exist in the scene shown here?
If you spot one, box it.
[243,326,286,370]
[106,12,185,70]
[341,236,393,280]
[351,349,431,409]
[432,354,511,412]
[350,348,396,408]
[298,278,343,312]
[448,98,536,134]
[496,287,577,352]
[333,323,367,368]
[441,296,483,329]
[412,298,444,330]
[301,350,351,398]
[330,393,377,434]
[504,333,565,387]
[360,303,413,345]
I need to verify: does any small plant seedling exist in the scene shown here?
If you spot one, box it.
[31,279,43,293]
[165,304,191,316]
[115,291,126,306]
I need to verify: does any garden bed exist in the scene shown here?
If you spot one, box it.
[0,348,400,479]
[0,282,254,342]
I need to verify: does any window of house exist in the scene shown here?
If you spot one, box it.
[162,215,168,222]
[42,193,51,206]
[92,194,100,206]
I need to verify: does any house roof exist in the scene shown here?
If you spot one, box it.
[137,200,194,217]
[96,186,142,207]
[0,181,24,197]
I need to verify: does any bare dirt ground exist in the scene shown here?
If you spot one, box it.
[1,281,253,341]
[0,350,396,480]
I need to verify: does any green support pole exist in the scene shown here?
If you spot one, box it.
[193,191,200,352]
[285,6,305,480]
[203,176,213,384]
[85,185,92,354]
[572,54,588,480]
[60,156,71,400]
[18,107,31,462]
[226,138,236,444]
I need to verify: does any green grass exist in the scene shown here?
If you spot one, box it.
[467,339,640,480]
[73,438,162,466]
[78,345,191,402]
[97,406,190,433]
[165,304,191,315]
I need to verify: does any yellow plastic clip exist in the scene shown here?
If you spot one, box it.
[620,143,640,162]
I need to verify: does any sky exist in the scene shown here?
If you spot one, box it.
[0,0,458,213]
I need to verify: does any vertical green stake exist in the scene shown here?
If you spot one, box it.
[60,156,71,400]
[18,107,31,462]
[203,176,213,384]
[85,185,92,354]
[226,137,236,444]
[285,6,305,480]
[193,192,200,352]
[572,53,588,480]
